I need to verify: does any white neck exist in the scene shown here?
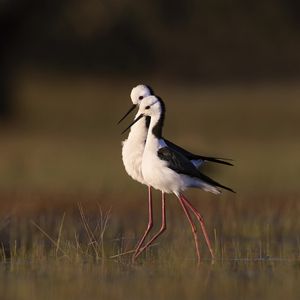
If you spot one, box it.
[127,112,148,143]
[144,113,162,151]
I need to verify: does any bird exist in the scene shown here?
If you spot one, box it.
[119,85,233,169]
[118,84,233,261]
[119,85,154,260]
[122,95,235,264]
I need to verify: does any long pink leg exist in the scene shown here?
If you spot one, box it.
[180,194,215,260]
[132,186,153,262]
[178,194,201,264]
[135,192,166,259]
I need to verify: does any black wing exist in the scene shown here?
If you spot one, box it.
[157,147,235,193]
[164,139,234,166]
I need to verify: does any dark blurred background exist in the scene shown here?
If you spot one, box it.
[0,0,300,213]
[1,0,300,118]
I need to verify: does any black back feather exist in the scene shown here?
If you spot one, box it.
[157,147,235,193]
[164,139,233,166]
[152,97,166,139]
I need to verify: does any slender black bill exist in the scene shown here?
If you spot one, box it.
[121,114,144,134]
[117,104,137,124]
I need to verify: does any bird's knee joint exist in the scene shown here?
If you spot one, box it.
[147,223,153,230]
[160,224,166,231]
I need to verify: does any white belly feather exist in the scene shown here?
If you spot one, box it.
[122,119,148,185]
[122,138,146,184]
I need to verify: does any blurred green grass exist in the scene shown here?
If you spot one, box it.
[0,195,300,300]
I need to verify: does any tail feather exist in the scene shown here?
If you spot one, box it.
[201,183,221,195]
[215,182,236,193]
[198,180,235,194]
[164,139,234,166]
[199,156,234,166]
[196,171,236,194]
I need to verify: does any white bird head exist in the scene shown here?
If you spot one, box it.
[117,84,154,124]
[130,85,153,105]
[138,95,163,117]
[121,95,165,134]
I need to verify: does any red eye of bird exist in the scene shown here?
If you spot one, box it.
[139,96,144,100]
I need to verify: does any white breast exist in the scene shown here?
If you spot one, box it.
[142,137,184,194]
[122,118,148,185]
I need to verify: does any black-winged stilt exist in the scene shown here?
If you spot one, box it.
[119,85,233,261]
[122,95,235,264]
[120,85,154,260]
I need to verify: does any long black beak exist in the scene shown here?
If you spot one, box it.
[121,113,144,134]
[117,104,137,124]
